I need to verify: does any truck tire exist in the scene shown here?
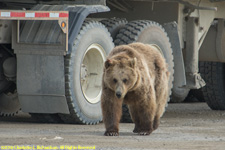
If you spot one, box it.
[115,20,174,123]
[100,18,127,41]
[200,62,225,110]
[0,88,20,117]
[59,20,114,124]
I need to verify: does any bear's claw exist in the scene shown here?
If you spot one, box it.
[104,131,119,136]
[139,131,151,136]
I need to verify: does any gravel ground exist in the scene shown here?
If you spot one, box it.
[0,103,225,150]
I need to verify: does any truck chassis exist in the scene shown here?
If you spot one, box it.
[0,0,225,124]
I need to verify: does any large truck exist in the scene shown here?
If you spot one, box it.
[0,0,225,124]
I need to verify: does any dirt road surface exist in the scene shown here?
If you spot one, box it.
[0,103,225,150]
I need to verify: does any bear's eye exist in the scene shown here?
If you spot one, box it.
[123,79,128,83]
[113,78,117,83]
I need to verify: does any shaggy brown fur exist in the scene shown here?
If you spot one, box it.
[101,42,170,136]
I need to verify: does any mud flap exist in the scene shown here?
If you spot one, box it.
[17,55,70,114]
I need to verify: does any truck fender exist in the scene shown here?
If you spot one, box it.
[67,5,110,54]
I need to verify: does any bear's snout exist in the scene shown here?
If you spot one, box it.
[115,85,124,99]
[116,91,122,99]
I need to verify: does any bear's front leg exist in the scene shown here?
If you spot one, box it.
[138,115,154,135]
[137,101,156,136]
[128,104,141,133]
[102,99,123,136]
[101,89,123,136]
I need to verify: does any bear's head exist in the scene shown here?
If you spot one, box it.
[103,57,139,99]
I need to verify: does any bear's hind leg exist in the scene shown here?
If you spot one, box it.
[153,99,167,130]
[153,89,168,130]
[153,115,160,130]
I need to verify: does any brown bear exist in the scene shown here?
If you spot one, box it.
[101,42,170,136]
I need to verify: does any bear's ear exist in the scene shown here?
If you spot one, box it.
[105,59,115,69]
[130,57,137,68]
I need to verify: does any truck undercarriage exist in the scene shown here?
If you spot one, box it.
[0,0,225,123]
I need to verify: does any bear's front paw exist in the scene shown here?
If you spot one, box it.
[139,131,151,136]
[104,131,119,136]
[133,127,141,133]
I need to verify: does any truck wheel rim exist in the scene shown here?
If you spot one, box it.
[80,44,106,104]
[150,44,164,57]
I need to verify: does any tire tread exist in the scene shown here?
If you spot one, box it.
[59,20,112,124]
[201,62,225,110]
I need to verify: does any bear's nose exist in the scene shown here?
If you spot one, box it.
[116,92,122,99]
